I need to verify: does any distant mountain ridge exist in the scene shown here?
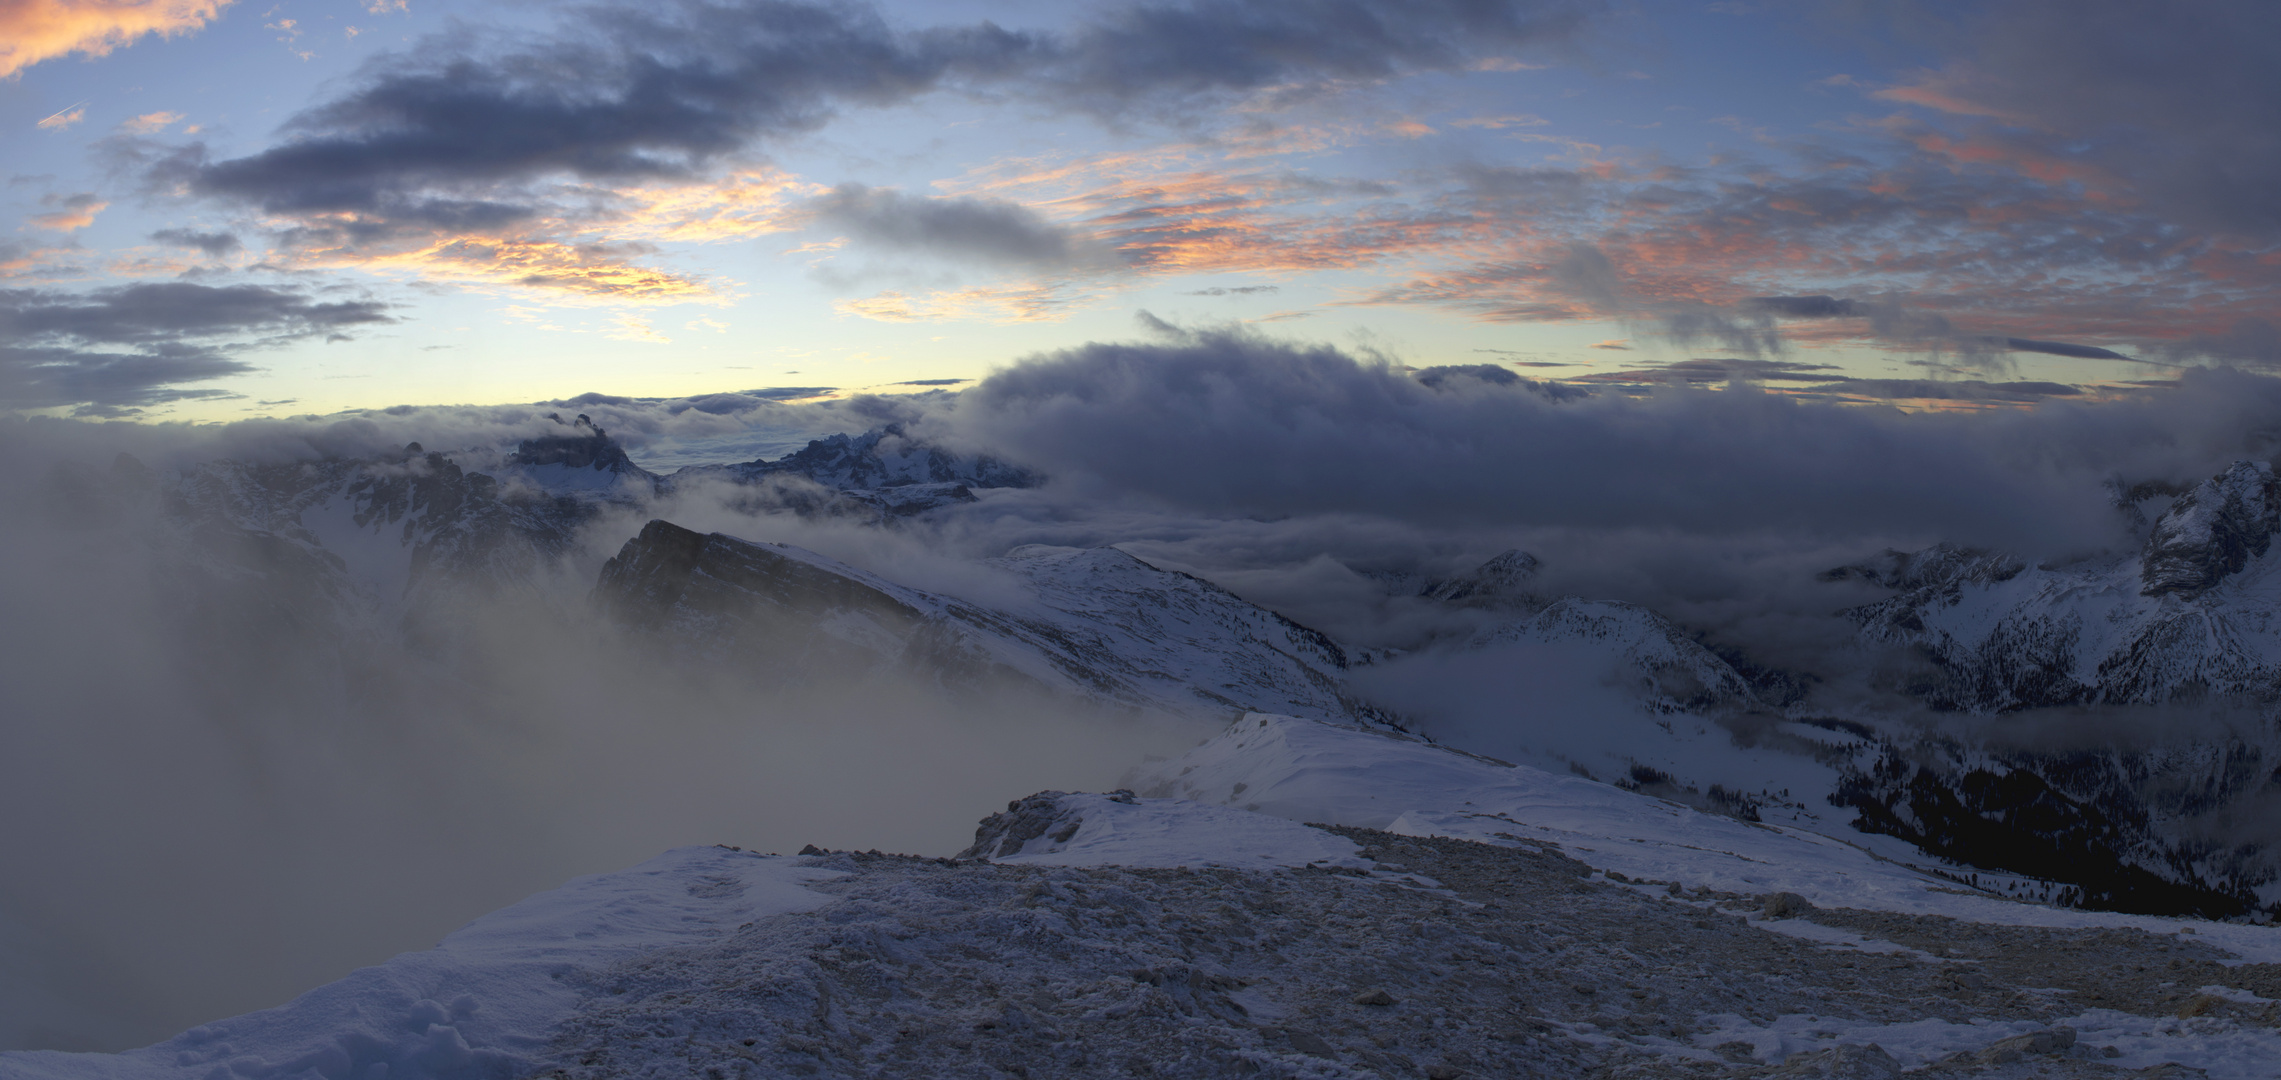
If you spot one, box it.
[595,520,1394,726]
[1834,460,2281,712]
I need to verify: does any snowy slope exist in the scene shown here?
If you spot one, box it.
[0,848,838,1080]
[1135,713,2281,959]
[594,521,1388,724]
[1474,597,1762,712]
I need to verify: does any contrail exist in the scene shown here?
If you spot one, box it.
[35,100,90,130]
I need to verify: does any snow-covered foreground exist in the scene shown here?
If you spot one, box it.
[10,714,2281,1079]
[1135,714,2281,964]
[0,850,841,1080]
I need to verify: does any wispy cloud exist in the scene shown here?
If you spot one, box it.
[35,101,88,131]
[0,282,390,409]
[28,193,105,232]
[0,0,228,79]
[118,110,184,134]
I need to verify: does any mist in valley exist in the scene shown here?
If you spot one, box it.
[12,339,2281,1050]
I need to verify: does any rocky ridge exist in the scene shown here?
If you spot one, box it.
[594,520,1393,725]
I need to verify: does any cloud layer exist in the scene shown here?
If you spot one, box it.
[0,283,391,411]
[936,326,2281,553]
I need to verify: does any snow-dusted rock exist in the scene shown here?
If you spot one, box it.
[2141,461,2281,598]
[659,424,1035,494]
[593,522,1390,724]
[1474,597,1761,712]
[960,790,1370,870]
[1418,548,1541,608]
[1834,465,2281,711]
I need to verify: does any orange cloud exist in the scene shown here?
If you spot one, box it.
[1449,114,1549,129]
[0,0,231,79]
[835,284,1085,324]
[287,230,721,303]
[29,194,105,231]
[1870,79,2028,123]
[254,169,807,302]
[602,314,670,343]
[600,168,819,243]
[35,100,85,129]
[118,109,181,133]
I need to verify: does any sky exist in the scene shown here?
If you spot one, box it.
[0,0,2276,423]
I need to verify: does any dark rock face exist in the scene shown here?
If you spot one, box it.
[509,413,651,480]
[593,519,999,683]
[591,521,1391,724]
[957,790,1099,860]
[163,445,593,618]
[2140,461,2281,597]
[663,423,1038,495]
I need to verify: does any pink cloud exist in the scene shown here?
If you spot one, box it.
[0,0,231,79]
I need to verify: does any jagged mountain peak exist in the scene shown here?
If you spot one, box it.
[665,422,1039,495]
[2140,459,2280,598]
[503,413,656,494]
[1819,541,2025,592]
[1419,548,1541,608]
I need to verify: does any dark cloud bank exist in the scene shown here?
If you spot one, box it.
[0,283,391,413]
[161,0,1589,226]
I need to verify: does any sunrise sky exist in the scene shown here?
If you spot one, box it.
[2,0,2273,421]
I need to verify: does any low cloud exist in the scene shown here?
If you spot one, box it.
[934,327,2281,554]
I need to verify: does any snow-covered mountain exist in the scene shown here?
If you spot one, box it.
[594,519,1392,725]
[652,423,1037,522]
[1834,461,2281,712]
[1794,461,2281,917]
[660,422,1037,494]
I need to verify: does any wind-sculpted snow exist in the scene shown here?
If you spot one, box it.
[593,521,1389,724]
